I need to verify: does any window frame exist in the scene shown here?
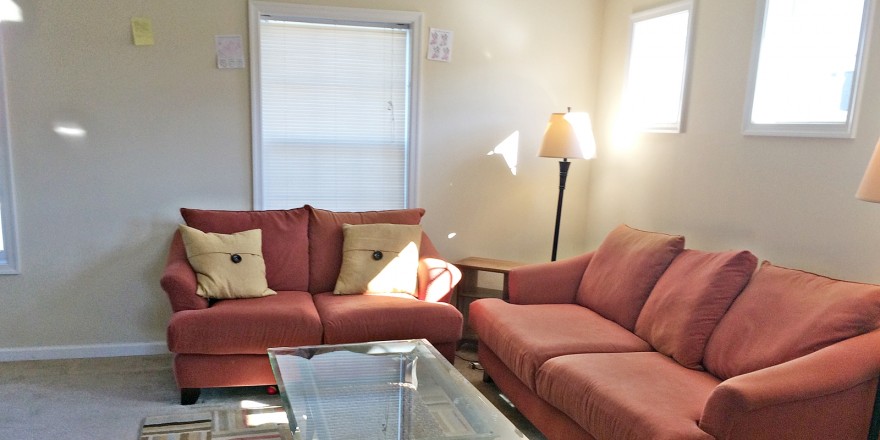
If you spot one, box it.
[0,30,18,275]
[743,0,874,138]
[248,1,422,210]
[623,0,696,133]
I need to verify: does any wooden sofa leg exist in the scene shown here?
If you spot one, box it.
[181,388,201,405]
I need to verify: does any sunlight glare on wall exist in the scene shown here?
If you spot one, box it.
[487,131,519,176]
[0,0,21,22]
[53,122,87,139]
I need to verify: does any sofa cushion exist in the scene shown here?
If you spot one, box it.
[312,292,462,345]
[703,262,880,380]
[576,225,685,331]
[167,291,323,355]
[178,225,274,299]
[334,223,422,295]
[536,352,719,440]
[181,207,309,292]
[634,250,757,370]
[307,206,426,293]
[469,299,653,390]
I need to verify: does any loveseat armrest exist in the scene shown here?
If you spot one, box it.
[699,329,880,440]
[417,232,461,303]
[160,230,208,312]
[507,252,593,305]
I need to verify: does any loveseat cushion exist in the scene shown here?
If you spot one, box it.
[312,292,462,345]
[536,352,719,440]
[307,206,426,294]
[703,262,880,380]
[334,223,422,295]
[634,249,757,369]
[167,291,322,355]
[576,225,685,331]
[469,299,653,390]
[181,207,309,292]
[178,225,275,300]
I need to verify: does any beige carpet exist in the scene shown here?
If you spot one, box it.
[0,343,545,439]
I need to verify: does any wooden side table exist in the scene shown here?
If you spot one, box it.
[454,257,526,341]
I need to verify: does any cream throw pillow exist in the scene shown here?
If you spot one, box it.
[178,224,275,299]
[334,223,422,295]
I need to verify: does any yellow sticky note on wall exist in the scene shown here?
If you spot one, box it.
[131,17,154,46]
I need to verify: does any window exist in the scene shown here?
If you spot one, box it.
[0,30,16,274]
[623,0,694,133]
[249,1,421,211]
[744,0,872,137]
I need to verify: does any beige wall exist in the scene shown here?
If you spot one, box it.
[0,0,603,357]
[590,1,880,282]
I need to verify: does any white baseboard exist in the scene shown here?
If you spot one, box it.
[0,341,169,362]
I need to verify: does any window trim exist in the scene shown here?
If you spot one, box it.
[0,30,18,275]
[743,0,875,138]
[624,0,695,133]
[248,1,422,210]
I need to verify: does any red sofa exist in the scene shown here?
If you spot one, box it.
[470,224,880,440]
[160,206,462,404]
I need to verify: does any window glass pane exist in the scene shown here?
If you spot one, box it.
[0,31,16,274]
[624,1,693,133]
[746,0,870,136]
[256,15,411,211]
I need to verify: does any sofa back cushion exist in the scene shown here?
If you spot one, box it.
[703,261,880,380]
[634,249,757,370]
[576,225,685,330]
[181,207,309,292]
[307,206,425,294]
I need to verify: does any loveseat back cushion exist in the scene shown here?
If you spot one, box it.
[576,225,685,331]
[634,249,757,370]
[307,206,425,294]
[703,261,880,380]
[181,207,309,292]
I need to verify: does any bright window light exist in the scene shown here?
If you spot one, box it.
[744,0,871,137]
[623,0,693,133]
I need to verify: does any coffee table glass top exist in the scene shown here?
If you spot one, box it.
[268,339,528,440]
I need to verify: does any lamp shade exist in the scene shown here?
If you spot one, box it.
[538,112,597,160]
[857,138,880,203]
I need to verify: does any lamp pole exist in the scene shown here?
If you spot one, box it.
[551,159,571,262]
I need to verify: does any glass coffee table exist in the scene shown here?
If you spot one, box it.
[268,339,528,440]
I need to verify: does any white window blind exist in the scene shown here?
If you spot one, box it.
[254,11,413,211]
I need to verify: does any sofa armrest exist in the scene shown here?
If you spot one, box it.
[699,329,880,440]
[507,252,593,305]
[159,230,208,313]
[417,232,461,303]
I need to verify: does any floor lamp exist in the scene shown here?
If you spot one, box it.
[855,137,880,440]
[538,111,596,261]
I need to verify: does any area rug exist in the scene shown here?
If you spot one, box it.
[139,405,293,440]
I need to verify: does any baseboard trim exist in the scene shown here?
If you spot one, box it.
[0,341,169,362]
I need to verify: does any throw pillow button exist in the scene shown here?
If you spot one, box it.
[231,254,242,264]
[372,250,383,261]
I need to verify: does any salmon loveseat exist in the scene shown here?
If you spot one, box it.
[469,225,880,440]
[160,206,462,404]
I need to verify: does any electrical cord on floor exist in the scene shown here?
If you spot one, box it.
[456,340,483,370]
[455,353,484,370]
